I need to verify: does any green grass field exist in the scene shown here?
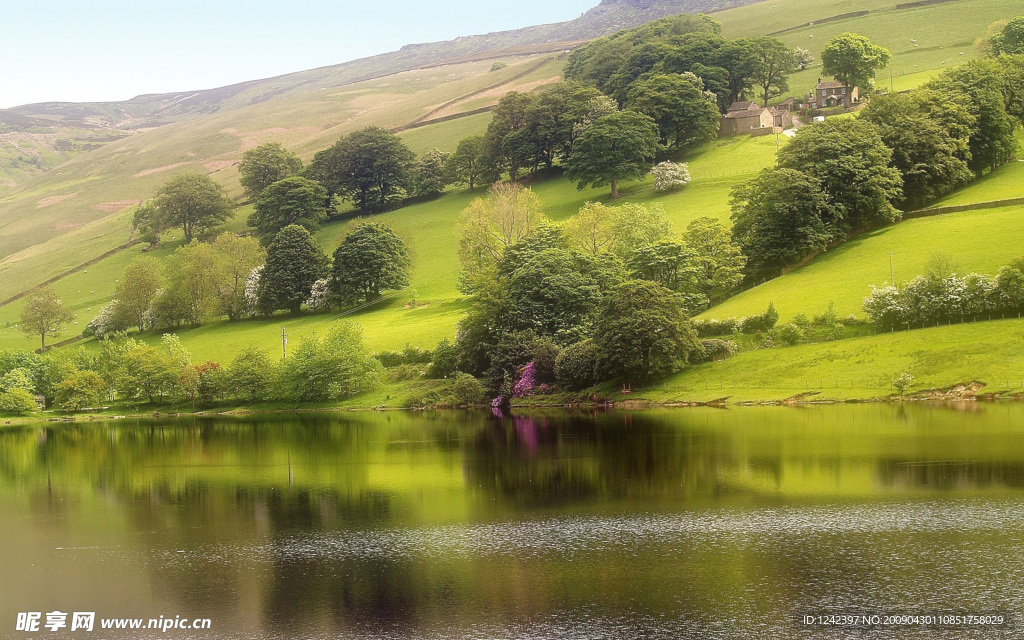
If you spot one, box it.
[631,317,1024,403]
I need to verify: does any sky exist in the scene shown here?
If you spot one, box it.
[0,0,598,109]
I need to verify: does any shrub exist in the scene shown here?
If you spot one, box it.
[278,322,382,401]
[387,364,425,382]
[651,161,691,192]
[0,368,35,394]
[892,372,915,396]
[769,323,805,346]
[304,278,332,312]
[693,339,738,362]
[693,318,741,338]
[85,301,128,338]
[740,303,779,334]
[227,346,277,403]
[452,373,485,405]
[0,388,38,414]
[555,339,599,390]
[429,337,458,379]
[490,61,508,72]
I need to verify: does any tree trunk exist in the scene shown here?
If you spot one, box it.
[611,177,619,199]
[40,333,46,351]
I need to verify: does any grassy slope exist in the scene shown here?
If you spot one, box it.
[627,317,1024,403]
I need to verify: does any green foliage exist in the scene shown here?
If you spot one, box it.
[227,346,278,403]
[114,256,164,331]
[749,36,798,107]
[730,168,838,277]
[309,127,415,213]
[821,33,892,92]
[565,111,659,198]
[153,242,221,328]
[55,370,106,410]
[594,280,699,384]
[429,337,458,379]
[778,118,903,230]
[0,368,34,394]
[859,92,974,209]
[248,176,328,242]
[626,240,695,293]
[116,343,181,403]
[411,149,451,198]
[504,249,603,341]
[151,172,236,243]
[0,388,37,414]
[331,221,411,305]
[554,339,599,390]
[563,202,672,258]
[625,73,720,150]
[258,225,329,314]
[238,142,303,200]
[19,286,75,350]
[892,372,916,396]
[682,217,746,308]
[769,322,805,347]
[740,302,780,334]
[447,135,498,191]
[278,322,383,401]
[451,373,485,405]
[212,233,266,321]
[991,16,1024,56]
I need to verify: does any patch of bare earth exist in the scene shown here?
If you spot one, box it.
[36,193,78,208]
[91,200,138,212]
[134,162,192,178]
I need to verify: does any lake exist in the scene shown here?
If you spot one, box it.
[2,405,1023,638]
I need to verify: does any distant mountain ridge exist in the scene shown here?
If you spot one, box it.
[0,0,757,134]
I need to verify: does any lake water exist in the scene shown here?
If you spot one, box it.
[2,405,1024,639]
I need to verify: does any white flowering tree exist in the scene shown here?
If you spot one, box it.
[651,161,691,192]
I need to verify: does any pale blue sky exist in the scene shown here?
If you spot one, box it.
[0,0,597,108]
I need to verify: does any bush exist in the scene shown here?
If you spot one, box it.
[278,322,383,401]
[693,318,740,338]
[387,364,425,382]
[376,345,433,368]
[0,368,35,394]
[555,339,599,390]
[740,303,779,334]
[452,373,485,405]
[227,346,277,403]
[769,323,805,346]
[490,61,508,72]
[651,161,691,192]
[0,388,38,414]
[693,339,738,362]
[864,272,1001,331]
[429,337,458,379]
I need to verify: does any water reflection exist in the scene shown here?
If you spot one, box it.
[2,404,1024,638]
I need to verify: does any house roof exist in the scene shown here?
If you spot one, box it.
[778,97,797,105]
[723,107,769,119]
[816,80,847,90]
[726,100,760,112]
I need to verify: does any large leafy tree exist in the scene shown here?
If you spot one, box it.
[278,322,382,401]
[563,202,672,258]
[114,257,164,331]
[410,149,451,198]
[308,127,414,213]
[821,33,891,95]
[212,233,265,320]
[594,280,699,384]
[331,222,411,305]
[151,173,236,243]
[257,225,329,314]
[749,37,798,107]
[504,249,603,340]
[777,118,903,230]
[238,142,303,200]
[248,176,328,242]
[447,135,499,191]
[565,111,659,198]
[625,73,720,150]
[730,168,839,278]
[19,287,75,351]
[153,242,221,328]
[682,217,746,308]
[485,91,535,179]
[859,93,974,208]
[991,16,1024,56]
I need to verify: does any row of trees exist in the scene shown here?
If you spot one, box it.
[0,322,382,414]
[730,53,1024,279]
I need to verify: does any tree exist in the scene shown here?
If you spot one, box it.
[730,168,839,277]
[821,33,891,95]
[859,92,974,208]
[448,135,498,191]
[563,202,672,258]
[411,149,451,198]
[594,280,699,384]
[331,222,411,305]
[625,240,695,292]
[55,370,107,411]
[248,176,328,241]
[311,127,415,213]
[20,287,75,350]
[238,142,303,200]
[749,37,798,107]
[151,173,235,243]
[624,73,720,150]
[651,161,691,192]
[778,118,903,229]
[212,233,266,320]
[504,249,603,340]
[565,111,659,198]
[682,217,746,307]
[278,322,382,401]
[794,47,814,70]
[227,346,278,403]
[154,242,221,327]
[485,92,534,179]
[991,16,1024,56]
[116,344,180,404]
[257,225,329,314]
[457,183,548,292]
[114,257,164,331]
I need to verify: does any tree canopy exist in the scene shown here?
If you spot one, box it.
[624,73,720,150]
[248,175,328,241]
[151,173,235,243]
[565,111,659,198]
[20,287,75,350]
[331,222,411,305]
[821,33,891,93]
[238,142,303,200]
[308,127,414,213]
[257,225,329,314]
